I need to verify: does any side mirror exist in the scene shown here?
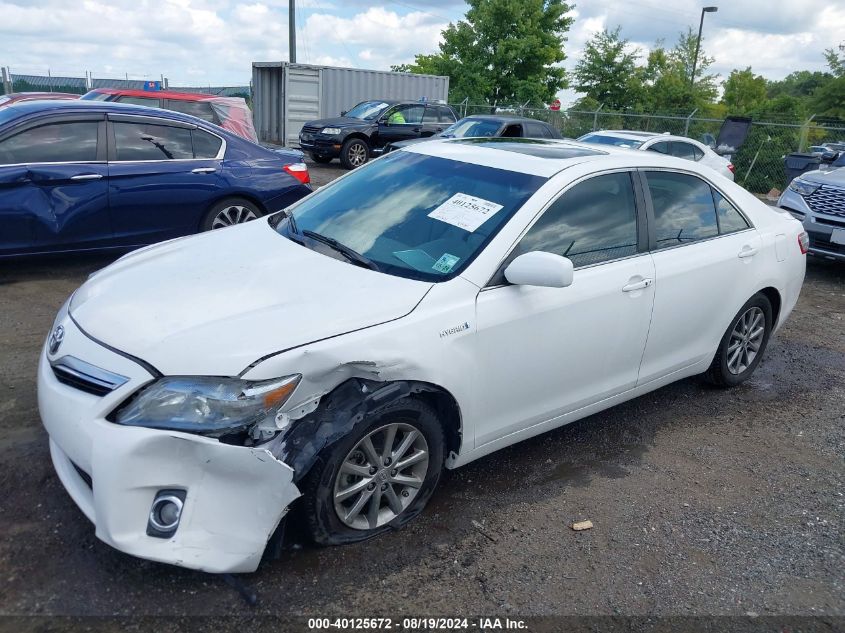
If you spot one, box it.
[340,110,347,116]
[504,252,574,288]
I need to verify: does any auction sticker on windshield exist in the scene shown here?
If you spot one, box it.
[428,193,503,232]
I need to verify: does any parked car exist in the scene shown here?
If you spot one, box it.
[299,99,458,169]
[0,92,79,107]
[0,100,311,258]
[778,166,845,261]
[578,130,735,180]
[39,137,806,573]
[385,114,562,152]
[81,88,258,142]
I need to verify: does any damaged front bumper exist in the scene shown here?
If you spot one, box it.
[37,310,301,574]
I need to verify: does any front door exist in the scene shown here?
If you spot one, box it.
[473,171,655,446]
[106,114,226,245]
[376,104,425,147]
[0,116,111,256]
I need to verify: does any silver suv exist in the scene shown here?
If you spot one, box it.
[778,167,845,261]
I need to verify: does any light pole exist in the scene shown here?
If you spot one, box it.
[690,6,718,86]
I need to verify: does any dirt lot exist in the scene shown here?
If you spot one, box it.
[0,161,843,625]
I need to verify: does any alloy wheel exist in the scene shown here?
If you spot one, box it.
[347,143,367,167]
[210,205,258,229]
[727,306,765,375]
[333,422,429,530]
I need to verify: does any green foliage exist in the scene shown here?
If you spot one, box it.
[722,67,767,114]
[767,70,833,99]
[573,27,640,110]
[823,43,845,78]
[392,0,573,105]
[811,76,845,119]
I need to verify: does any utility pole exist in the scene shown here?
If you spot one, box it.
[1,67,12,94]
[289,0,297,64]
[691,6,718,86]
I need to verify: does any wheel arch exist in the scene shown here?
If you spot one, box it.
[199,193,268,231]
[758,286,782,327]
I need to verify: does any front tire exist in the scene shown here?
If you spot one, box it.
[340,138,369,169]
[705,293,773,387]
[300,398,444,545]
[201,197,263,231]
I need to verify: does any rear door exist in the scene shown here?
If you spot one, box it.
[106,114,227,245]
[637,170,762,383]
[420,105,446,137]
[0,114,110,256]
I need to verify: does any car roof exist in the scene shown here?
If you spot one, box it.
[0,99,229,132]
[463,114,550,124]
[588,130,703,144]
[403,136,721,179]
[86,88,219,102]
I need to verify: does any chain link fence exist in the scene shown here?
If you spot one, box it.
[449,101,845,195]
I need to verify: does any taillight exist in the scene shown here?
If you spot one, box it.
[727,163,735,174]
[283,162,310,185]
[798,231,809,255]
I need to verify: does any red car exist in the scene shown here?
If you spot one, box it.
[0,92,79,107]
[81,88,257,143]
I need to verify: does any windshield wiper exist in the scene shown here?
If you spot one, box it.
[301,230,381,272]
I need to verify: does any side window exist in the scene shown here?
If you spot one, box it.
[517,172,639,268]
[385,104,424,125]
[438,106,457,123]
[0,121,99,164]
[647,141,670,154]
[117,96,161,107]
[113,121,193,161]
[422,106,439,124]
[501,124,522,138]
[712,189,750,234]
[192,129,223,159]
[165,100,216,123]
[646,171,718,248]
[525,122,548,138]
[669,142,696,161]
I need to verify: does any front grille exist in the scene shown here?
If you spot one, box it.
[300,125,321,135]
[51,356,129,397]
[809,235,845,255]
[804,185,845,217]
[70,460,93,490]
[815,216,845,228]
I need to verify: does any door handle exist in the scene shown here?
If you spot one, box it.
[191,167,217,174]
[622,278,653,292]
[738,246,758,258]
[70,174,103,181]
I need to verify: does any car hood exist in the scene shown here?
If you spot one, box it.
[304,116,371,129]
[70,220,432,376]
[389,136,439,149]
[798,166,845,187]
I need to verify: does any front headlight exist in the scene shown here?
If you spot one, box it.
[789,178,820,196]
[114,375,300,436]
[321,127,342,135]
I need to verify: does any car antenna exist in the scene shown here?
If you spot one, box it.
[221,573,259,606]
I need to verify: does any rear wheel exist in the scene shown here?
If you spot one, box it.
[300,398,443,545]
[311,154,333,164]
[705,293,773,387]
[340,138,369,169]
[201,197,262,231]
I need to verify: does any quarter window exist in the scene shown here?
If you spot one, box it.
[422,107,439,124]
[191,129,223,158]
[517,172,639,268]
[646,172,718,248]
[669,142,697,161]
[647,141,670,154]
[0,121,99,164]
[713,189,750,233]
[113,121,193,161]
[438,106,457,123]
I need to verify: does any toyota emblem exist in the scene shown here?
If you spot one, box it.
[48,325,65,355]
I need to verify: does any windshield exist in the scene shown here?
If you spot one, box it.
[277,152,546,281]
[578,133,643,149]
[80,91,111,101]
[344,100,390,121]
[441,118,502,138]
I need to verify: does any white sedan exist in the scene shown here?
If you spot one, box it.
[578,130,736,180]
[39,138,806,573]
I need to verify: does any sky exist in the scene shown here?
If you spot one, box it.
[1,0,843,105]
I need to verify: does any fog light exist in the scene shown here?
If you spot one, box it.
[147,490,186,537]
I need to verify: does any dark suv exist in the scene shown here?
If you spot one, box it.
[299,100,458,169]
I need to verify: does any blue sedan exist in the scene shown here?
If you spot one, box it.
[0,100,312,257]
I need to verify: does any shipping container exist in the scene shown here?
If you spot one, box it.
[252,62,450,146]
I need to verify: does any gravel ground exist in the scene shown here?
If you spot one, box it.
[0,160,843,624]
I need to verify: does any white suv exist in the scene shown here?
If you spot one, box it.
[579,130,735,180]
[39,138,805,573]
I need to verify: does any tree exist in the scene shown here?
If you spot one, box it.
[572,27,641,110]
[767,70,833,100]
[391,0,573,105]
[722,67,767,114]
[823,43,845,77]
